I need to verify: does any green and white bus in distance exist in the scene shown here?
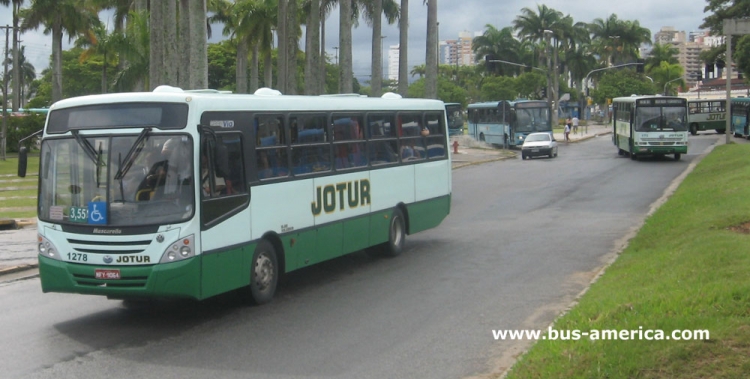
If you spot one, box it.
[612,95,688,160]
[687,99,726,135]
[18,86,452,304]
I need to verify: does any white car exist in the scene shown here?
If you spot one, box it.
[521,132,558,159]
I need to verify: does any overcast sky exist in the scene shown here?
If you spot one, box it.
[1,0,710,87]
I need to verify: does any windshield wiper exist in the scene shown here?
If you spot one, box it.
[114,127,152,180]
[71,130,100,165]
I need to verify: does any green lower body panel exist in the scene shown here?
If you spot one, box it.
[406,195,451,234]
[39,254,203,300]
[200,244,254,299]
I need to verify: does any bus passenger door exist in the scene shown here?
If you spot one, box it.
[199,130,251,299]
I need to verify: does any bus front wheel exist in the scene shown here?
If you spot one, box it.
[674,153,681,160]
[479,133,485,142]
[690,124,698,135]
[247,239,278,305]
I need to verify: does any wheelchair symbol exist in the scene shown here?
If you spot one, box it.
[90,205,103,222]
[88,201,107,225]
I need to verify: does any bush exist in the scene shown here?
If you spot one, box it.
[2,113,46,153]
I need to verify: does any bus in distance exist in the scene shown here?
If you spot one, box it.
[19,86,452,305]
[687,99,726,135]
[445,103,464,136]
[729,97,750,139]
[467,100,551,147]
[612,95,688,160]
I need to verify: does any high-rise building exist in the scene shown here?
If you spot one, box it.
[387,45,399,81]
[652,27,707,87]
[439,31,480,67]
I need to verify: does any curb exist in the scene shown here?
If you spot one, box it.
[0,263,39,276]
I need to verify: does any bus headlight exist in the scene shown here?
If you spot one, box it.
[37,234,61,260]
[160,234,195,263]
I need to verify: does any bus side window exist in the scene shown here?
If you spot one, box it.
[291,114,331,175]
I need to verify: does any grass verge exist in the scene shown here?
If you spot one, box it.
[0,155,40,219]
[505,143,750,379]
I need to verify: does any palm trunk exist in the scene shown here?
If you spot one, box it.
[370,0,383,97]
[264,52,273,88]
[339,0,353,93]
[12,1,20,111]
[304,0,320,95]
[52,24,63,102]
[397,0,408,96]
[236,40,249,93]
[285,0,298,95]
[163,0,178,86]
[424,0,438,99]
[250,43,259,92]
[277,0,287,92]
[189,0,208,89]
[319,12,326,93]
[179,0,191,88]
[149,0,164,89]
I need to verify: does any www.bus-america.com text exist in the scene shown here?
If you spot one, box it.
[492,326,709,341]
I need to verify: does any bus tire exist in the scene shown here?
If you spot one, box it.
[247,239,278,305]
[716,129,725,134]
[479,133,485,142]
[383,208,406,257]
[690,124,698,135]
[674,153,681,160]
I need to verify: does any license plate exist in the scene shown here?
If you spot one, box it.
[95,269,121,280]
[532,149,539,152]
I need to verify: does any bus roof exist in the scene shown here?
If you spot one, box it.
[467,99,547,109]
[49,87,447,113]
[612,95,686,103]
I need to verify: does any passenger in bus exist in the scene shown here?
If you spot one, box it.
[201,154,226,196]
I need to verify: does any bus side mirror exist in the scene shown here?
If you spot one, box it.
[18,147,28,178]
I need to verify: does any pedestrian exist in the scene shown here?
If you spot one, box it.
[564,122,571,142]
[572,115,579,134]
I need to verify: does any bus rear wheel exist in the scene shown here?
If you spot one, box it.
[247,239,278,305]
[690,124,698,135]
[674,153,681,160]
[384,208,406,257]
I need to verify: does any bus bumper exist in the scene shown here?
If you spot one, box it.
[38,254,203,300]
[637,146,688,155]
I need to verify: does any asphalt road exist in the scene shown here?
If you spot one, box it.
[0,134,719,379]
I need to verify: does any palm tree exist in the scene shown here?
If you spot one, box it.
[589,14,651,66]
[472,25,524,76]
[20,0,101,102]
[3,45,35,108]
[224,0,276,93]
[362,0,399,97]
[75,24,119,93]
[111,9,149,91]
[645,43,679,72]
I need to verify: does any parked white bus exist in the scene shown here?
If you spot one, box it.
[612,96,688,161]
[19,86,452,304]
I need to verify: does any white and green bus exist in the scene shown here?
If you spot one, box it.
[687,99,726,135]
[18,86,452,304]
[612,95,688,161]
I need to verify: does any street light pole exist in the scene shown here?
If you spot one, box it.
[544,30,553,128]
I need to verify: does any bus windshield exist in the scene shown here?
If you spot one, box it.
[515,107,550,132]
[636,106,687,132]
[38,133,195,227]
